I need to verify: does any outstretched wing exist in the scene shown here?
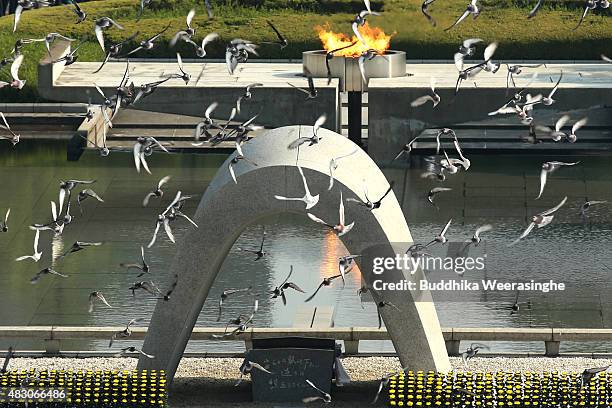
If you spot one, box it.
[304,283,325,302]
[307,213,333,228]
[536,168,547,199]
[474,224,493,239]
[328,160,336,191]
[527,0,544,19]
[410,95,434,107]
[421,0,437,26]
[148,221,161,248]
[440,218,452,236]
[445,9,470,31]
[163,218,175,243]
[338,191,345,225]
[573,5,590,30]
[509,222,535,246]
[571,117,588,134]
[94,25,105,52]
[541,196,567,216]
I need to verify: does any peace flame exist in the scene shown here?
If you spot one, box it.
[315,22,391,58]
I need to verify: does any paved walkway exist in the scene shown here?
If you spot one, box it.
[47,61,612,90]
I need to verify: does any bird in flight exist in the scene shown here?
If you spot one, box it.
[328,148,359,191]
[346,182,395,211]
[235,360,273,386]
[115,346,154,359]
[143,176,171,207]
[287,67,318,100]
[274,166,320,210]
[303,379,331,403]
[308,191,355,237]
[270,266,305,305]
[537,161,579,199]
[120,246,150,277]
[445,0,480,31]
[305,272,345,302]
[15,228,42,262]
[287,114,326,149]
[30,267,68,284]
[237,227,267,261]
[461,343,489,366]
[88,291,113,313]
[510,196,568,246]
[109,318,144,347]
[0,208,9,232]
[217,287,253,322]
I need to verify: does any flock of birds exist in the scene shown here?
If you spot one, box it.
[0,0,291,148]
[0,0,611,404]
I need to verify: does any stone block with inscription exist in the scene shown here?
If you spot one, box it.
[247,347,335,402]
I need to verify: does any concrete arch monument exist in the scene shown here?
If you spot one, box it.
[138,125,451,380]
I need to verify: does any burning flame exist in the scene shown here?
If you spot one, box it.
[315,22,391,58]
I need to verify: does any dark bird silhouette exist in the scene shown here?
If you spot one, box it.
[347,182,395,211]
[30,267,68,284]
[120,246,150,277]
[270,266,305,305]
[580,366,610,387]
[217,287,252,322]
[60,241,103,259]
[88,291,113,313]
[325,41,357,85]
[109,318,144,347]
[0,208,9,232]
[263,21,288,49]
[1,347,14,373]
[305,273,344,302]
[237,227,266,260]
[421,0,438,26]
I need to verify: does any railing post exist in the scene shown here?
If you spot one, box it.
[344,341,359,355]
[445,340,460,356]
[44,339,61,355]
[545,341,560,357]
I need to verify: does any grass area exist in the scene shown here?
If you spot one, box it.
[0,0,610,101]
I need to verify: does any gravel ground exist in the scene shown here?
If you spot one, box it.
[3,357,611,407]
[5,356,612,378]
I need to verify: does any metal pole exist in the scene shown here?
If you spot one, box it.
[347,91,362,147]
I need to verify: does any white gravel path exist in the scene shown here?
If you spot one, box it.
[4,356,611,381]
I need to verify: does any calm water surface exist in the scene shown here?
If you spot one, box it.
[0,141,611,353]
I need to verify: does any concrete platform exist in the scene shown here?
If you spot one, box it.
[37,43,612,160]
[38,42,340,132]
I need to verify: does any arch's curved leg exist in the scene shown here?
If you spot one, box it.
[138,125,451,381]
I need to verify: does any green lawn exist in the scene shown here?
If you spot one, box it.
[0,0,610,101]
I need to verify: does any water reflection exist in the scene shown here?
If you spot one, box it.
[51,235,64,267]
[0,142,610,353]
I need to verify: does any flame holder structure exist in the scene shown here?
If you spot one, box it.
[303,50,406,146]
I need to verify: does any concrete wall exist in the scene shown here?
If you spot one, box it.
[368,73,612,163]
[39,84,340,132]
[137,125,451,383]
